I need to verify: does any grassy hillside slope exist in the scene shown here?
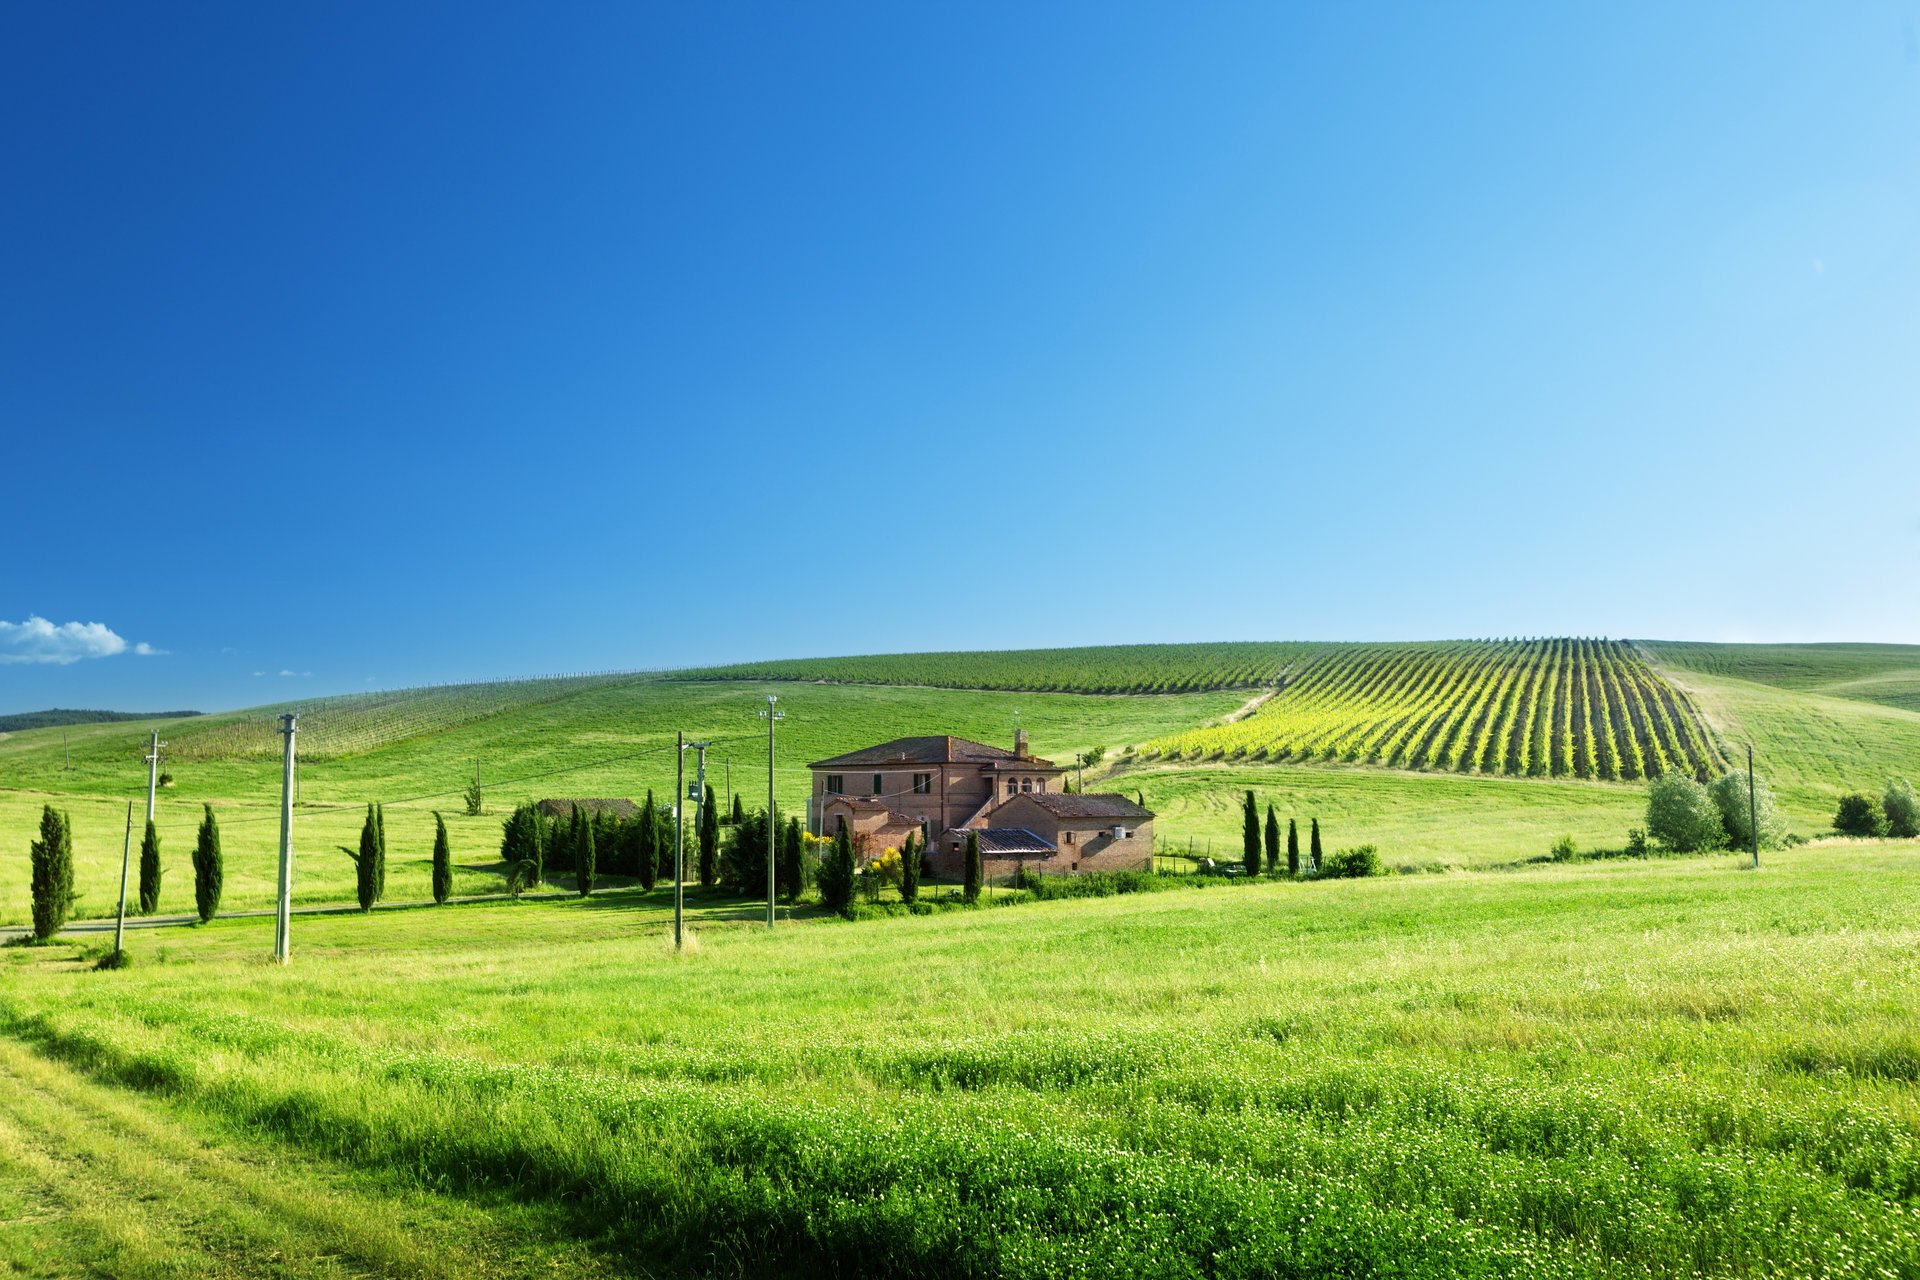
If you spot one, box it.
[0,680,1240,924]
[2,850,1914,1277]
[1644,640,1920,713]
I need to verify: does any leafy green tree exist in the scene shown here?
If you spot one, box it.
[819,825,856,916]
[1882,779,1919,839]
[963,830,983,905]
[654,800,675,883]
[1242,791,1261,876]
[1286,818,1300,877]
[1264,804,1280,874]
[779,818,804,901]
[29,805,74,942]
[1708,770,1787,851]
[192,804,222,923]
[464,761,484,817]
[431,812,453,904]
[1834,793,1887,838]
[577,813,596,896]
[720,807,780,893]
[900,830,922,904]
[352,805,381,910]
[138,818,162,914]
[699,785,719,888]
[1309,818,1323,872]
[1647,774,1725,852]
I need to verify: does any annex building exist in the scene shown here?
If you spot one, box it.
[808,731,1154,879]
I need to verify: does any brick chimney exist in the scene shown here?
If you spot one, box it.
[1014,728,1029,758]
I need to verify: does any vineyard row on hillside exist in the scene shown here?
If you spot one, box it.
[1147,639,1727,781]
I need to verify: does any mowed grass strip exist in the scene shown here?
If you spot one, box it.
[1,849,1915,1277]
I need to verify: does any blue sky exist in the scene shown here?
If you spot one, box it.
[4,4,1917,713]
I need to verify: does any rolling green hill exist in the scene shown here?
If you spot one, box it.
[1,638,1913,925]
[1642,640,1920,713]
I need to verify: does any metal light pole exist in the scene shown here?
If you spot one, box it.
[274,714,297,963]
[759,696,784,927]
[113,801,133,958]
[1748,742,1760,870]
[674,731,685,951]
[143,731,165,828]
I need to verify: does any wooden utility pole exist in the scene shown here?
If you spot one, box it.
[112,801,133,959]
[274,715,296,963]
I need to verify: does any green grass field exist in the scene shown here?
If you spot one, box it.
[1645,640,1920,713]
[0,849,1915,1277]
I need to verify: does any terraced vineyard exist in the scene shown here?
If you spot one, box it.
[676,642,1327,694]
[167,671,655,762]
[1150,638,1726,780]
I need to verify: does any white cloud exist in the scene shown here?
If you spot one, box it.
[0,616,156,665]
[133,642,165,656]
[279,669,311,678]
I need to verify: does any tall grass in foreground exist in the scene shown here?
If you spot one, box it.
[1,849,1916,1277]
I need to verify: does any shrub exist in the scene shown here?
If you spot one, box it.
[1646,774,1724,853]
[1625,827,1650,857]
[1883,779,1920,839]
[138,819,162,914]
[1708,770,1787,850]
[779,818,804,901]
[29,805,74,942]
[464,763,484,817]
[1550,834,1578,862]
[192,804,222,923]
[1320,845,1380,878]
[431,813,453,904]
[720,807,779,894]
[1834,793,1887,838]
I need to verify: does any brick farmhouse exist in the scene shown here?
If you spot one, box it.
[809,730,1154,881]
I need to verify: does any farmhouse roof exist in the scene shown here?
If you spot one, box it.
[810,735,1056,769]
[535,797,641,821]
[1012,792,1154,821]
[971,828,1058,856]
[818,795,894,813]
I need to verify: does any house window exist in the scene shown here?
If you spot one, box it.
[1021,778,1032,793]
[872,773,883,796]
[825,775,844,795]
[1037,779,1046,792]
[1007,780,1017,797]
[1065,830,1076,845]
[913,773,932,795]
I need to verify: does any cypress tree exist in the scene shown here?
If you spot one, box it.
[1286,818,1300,877]
[29,805,74,942]
[732,792,745,825]
[531,809,547,887]
[431,812,453,905]
[699,784,719,888]
[1242,791,1261,877]
[577,813,596,896]
[635,803,658,891]
[192,803,222,923]
[654,802,674,883]
[355,805,380,910]
[820,825,856,916]
[963,830,983,904]
[779,817,803,901]
[900,831,921,904]
[1309,818,1323,873]
[374,803,388,900]
[138,818,163,914]
[1264,804,1280,874]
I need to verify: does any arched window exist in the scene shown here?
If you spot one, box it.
[1021,778,1032,793]
[1006,780,1017,797]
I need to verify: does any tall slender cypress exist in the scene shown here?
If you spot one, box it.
[577,813,596,896]
[1309,818,1323,873]
[635,801,658,890]
[356,804,380,910]
[192,804,223,923]
[1286,818,1300,877]
[1242,791,1261,877]
[731,792,745,825]
[431,812,453,904]
[699,784,719,888]
[779,817,803,901]
[138,818,163,914]
[963,830,983,904]
[1264,804,1280,874]
[900,831,921,904]
[374,804,388,899]
[29,805,74,942]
